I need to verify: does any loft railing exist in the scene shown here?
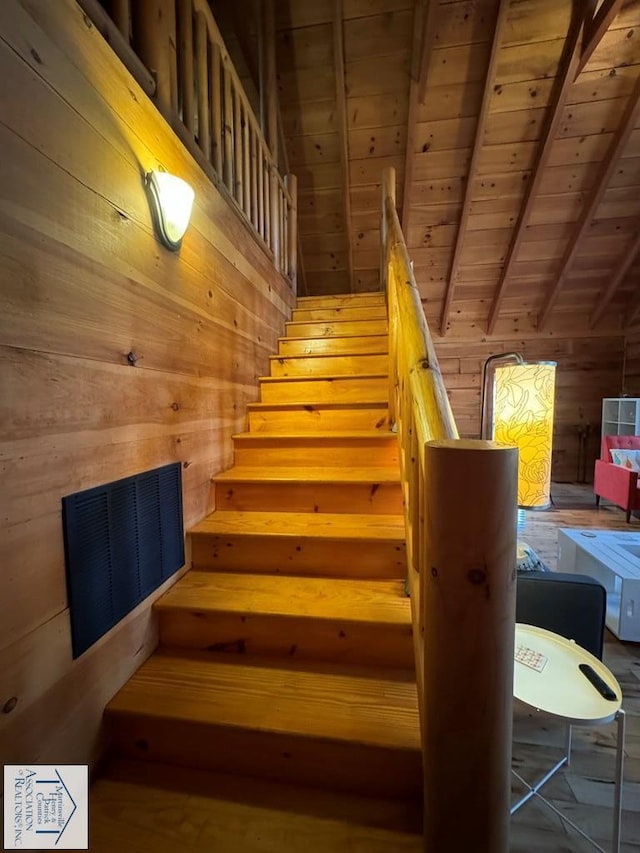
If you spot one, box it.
[381,166,517,853]
[78,0,297,288]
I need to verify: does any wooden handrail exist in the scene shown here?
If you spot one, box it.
[79,0,296,290]
[381,166,517,853]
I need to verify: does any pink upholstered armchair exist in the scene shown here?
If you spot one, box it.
[594,434,640,522]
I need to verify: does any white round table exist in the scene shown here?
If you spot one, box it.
[514,623,621,724]
[512,624,626,853]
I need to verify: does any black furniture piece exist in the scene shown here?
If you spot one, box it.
[515,570,607,660]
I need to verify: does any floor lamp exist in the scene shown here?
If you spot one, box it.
[481,354,557,511]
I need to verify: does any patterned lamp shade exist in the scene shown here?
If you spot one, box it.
[493,361,557,509]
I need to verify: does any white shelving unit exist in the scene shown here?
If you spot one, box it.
[601,397,640,442]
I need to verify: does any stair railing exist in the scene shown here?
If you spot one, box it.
[381,166,518,853]
[77,0,297,289]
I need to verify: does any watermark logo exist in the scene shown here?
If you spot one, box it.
[3,765,88,849]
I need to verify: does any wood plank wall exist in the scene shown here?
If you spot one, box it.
[0,0,293,768]
[623,324,640,395]
[435,334,625,483]
[276,0,413,295]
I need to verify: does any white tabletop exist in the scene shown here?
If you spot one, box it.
[514,624,622,725]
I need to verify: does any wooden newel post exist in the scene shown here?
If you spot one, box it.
[381,166,396,294]
[423,439,518,853]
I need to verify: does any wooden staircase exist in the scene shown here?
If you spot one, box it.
[101,292,422,846]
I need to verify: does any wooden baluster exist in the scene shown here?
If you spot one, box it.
[286,174,297,291]
[210,42,222,176]
[424,439,517,853]
[195,11,210,160]
[279,187,285,274]
[176,0,194,132]
[282,188,287,275]
[233,89,243,205]
[112,0,131,41]
[223,66,234,192]
[76,0,154,94]
[132,0,177,117]
[258,144,265,239]
[270,167,279,266]
[243,104,251,217]
[251,126,259,230]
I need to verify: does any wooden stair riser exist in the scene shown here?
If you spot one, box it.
[292,306,388,323]
[233,438,399,468]
[158,610,413,668]
[296,293,386,310]
[191,534,406,578]
[278,335,388,357]
[260,376,388,404]
[108,715,422,799]
[247,403,391,433]
[214,480,403,514]
[286,319,388,338]
[270,353,389,377]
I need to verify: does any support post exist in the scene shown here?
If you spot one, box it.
[423,439,517,853]
[133,0,177,118]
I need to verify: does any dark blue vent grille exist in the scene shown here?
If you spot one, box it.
[62,463,184,658]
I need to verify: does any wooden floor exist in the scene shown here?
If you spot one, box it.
[81,483,639,853]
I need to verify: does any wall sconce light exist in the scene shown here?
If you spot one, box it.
[481,354,557,509]
[145,170,195,251]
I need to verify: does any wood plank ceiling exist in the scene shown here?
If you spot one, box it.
[270,0,640,338]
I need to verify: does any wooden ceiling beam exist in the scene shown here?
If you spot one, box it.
[333,0,355,293]
[590,230,640,328]
[575,0,625,79]
[439,0,509,336]
[538,72,640,329]
[486,9,585,335]
[401,0,437,233]
[417,0,438,107]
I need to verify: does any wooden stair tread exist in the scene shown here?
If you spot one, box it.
[106,650,420,752]
[232,431,394,441]
[91,760,423,852]
[279,333,388,342]
[156,572,411,626]
[270,351,388,361]
[215,465,400,483]
[247,401,388,410]
[189,510,405,540]
[260,373,387,383]
[296,293,385,302]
